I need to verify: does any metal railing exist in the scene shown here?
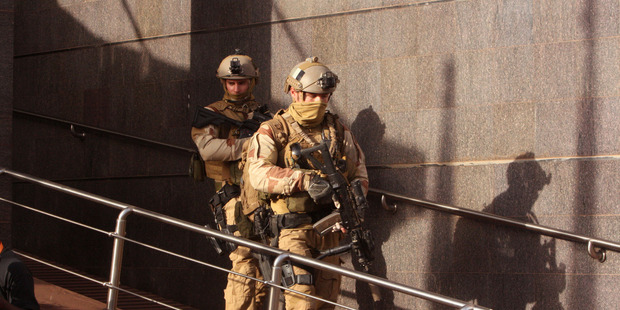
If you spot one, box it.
[13,109,196,154]
[371,188,620,263]
[0,167,491,310]
[14,109,620,262]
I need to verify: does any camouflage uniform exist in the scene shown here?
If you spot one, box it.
[246,109,368,310]
[191,52,267,310]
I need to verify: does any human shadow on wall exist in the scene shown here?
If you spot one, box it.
[445,153,565,310]
[345,105,425,310]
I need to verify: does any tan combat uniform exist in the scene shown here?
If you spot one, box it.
[246,109,368,310]
[191,99,266,310]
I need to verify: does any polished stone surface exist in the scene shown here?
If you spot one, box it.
[8,0,620,309]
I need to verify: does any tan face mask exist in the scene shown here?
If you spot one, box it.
[289,101,328,127]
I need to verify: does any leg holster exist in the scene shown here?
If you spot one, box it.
[209,183,241,233]
[281,261,314,287]
[207,183,241,254]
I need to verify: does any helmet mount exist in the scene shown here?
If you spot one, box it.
[284,56,339,94]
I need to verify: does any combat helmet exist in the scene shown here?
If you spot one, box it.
[216,49,259,81]
[284,57,339,94]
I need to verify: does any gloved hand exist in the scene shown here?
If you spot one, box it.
[307,174,333,205]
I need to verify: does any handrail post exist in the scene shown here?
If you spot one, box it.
[107,208,133,310]
[268,253,290,310]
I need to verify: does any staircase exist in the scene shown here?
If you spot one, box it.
[18,252,197,310]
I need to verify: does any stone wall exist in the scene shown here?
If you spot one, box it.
[10,1,619,309]
[0,1,13,246]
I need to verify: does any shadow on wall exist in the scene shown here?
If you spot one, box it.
[444,153,566,310]
[426,58,458,307]
[347,106,425,310]
[13,1,273,309]
[572,0,598,307]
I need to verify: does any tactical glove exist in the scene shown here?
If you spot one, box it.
[307,174,333,205]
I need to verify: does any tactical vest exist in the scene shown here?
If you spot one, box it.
[200,99,260,184]
[263,109,352,215]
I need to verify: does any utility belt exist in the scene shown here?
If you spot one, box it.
[269,213,312,239]
[268,208,332,245]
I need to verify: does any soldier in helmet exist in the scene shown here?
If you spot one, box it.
[246,57,368,309]
[191,50,269,310]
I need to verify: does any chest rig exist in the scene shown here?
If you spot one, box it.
[203,99,260,185]
[267,109,349,215]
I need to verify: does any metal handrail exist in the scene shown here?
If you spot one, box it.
[370,187,619,263]
[13,109,196,153]
[0,167,491,310]
[14,109,617,263]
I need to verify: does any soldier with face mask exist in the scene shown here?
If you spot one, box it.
[191,50,270,310]
[246,57,368,309]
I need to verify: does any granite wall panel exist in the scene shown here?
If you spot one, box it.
[9,0,620,309]
[0,2,13,246]
[455,0,499,50]
[496,0,534,47]
[454,49,501,107]
[377,7,419,59]
[335,60,382,115]
[496,45,536,103]
[416,3,458,55]
[492,101,537,158]
[311,16,349,64]
[533,0,582,43]
[534,41,583,100]
[584,37,620,98]
[452,105,495,161]
[379,56,419,113]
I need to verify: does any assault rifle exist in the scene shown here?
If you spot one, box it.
[290,140,375,269]
[192,105,272,138]
[292,140,382,303]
